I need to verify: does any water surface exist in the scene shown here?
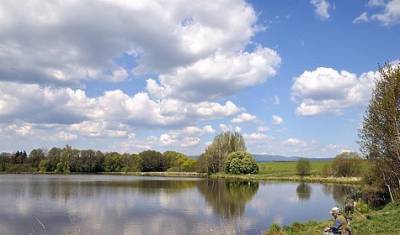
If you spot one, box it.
[0,174,356,235]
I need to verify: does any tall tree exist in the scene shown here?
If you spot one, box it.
[360,62,400,202]
[198,131,246,173]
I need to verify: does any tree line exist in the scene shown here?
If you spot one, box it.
[0,146,196,173]
[0,131,258,175]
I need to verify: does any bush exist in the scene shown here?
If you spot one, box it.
[331,152,363,177]
[296,158,310,176]
[265,223,284,235]
[224,151,258,174]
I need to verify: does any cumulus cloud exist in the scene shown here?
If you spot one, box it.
[146,47,281,102]
[310,0,331,20]
[0,0,262,85]
[243,132,270,143]
[231,113,256,123]
[353,12,369,23]
[272,115,284,125]
[370,0,400,25]
[292,67,380,116]
[0,81,240,128]
[284,138,308,147]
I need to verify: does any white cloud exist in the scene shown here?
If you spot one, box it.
[146,47,281,102]
[257,126,269,132]
[272,115,284,125]
[231,113,256,123]
[243,132,270,143]
[370,0,400,25]
[0,0,261,85]
[368,0,386,7]
[53,131,78,142]
[310,0,331,20]
[292,67,379,116]
[284,138,307,147]
[0,81,240,129]
[353,12,369,23]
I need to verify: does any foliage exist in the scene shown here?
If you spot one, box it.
[359,63,400,202]
[265,224,284,235]
[224,151,258,174]
[320,163,332,177]
[197,131,246,173]
[139,150,166,172]
[29,149,45,168]
[0,146,196,173]
[331,152,363,177]
[104,152,125,172]
[163,151,196,172]
[296,158,311,176]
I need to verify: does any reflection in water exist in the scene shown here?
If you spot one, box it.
[322,184,358,205]
[0,175,357,235]
[296,183,312,201]
[197,180,259,218]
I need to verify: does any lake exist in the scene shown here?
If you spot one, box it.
[0,174,357,235]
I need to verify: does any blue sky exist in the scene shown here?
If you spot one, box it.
[0,0,399,157]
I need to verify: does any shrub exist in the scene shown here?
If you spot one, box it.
[265,224,284,235]
[331,152,363,177]
[224,151,258,174]
[296,158,310,176]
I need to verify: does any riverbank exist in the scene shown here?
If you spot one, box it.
[0,171,361,184]
[210,173,361,184]
[265,202,400,235]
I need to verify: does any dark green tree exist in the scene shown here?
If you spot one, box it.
[139,150,166,172]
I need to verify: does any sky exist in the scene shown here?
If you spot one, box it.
[0,0,399,157]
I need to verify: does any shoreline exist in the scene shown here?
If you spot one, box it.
[0,171,362,184]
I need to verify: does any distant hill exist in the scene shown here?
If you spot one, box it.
[253,154,333,162]
[190,154,332,162]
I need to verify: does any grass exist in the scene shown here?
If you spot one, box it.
[258,160,330,177]
[265,202,400,235]
[210,160,361,184]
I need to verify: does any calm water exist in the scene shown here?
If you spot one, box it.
[0,174,357,235]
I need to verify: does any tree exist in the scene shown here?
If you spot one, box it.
[104,152,125,172]
[296,158,311,176]
[139,150,166,172]
[29,149,45,168]
[38,159,49,173]
[224,151,258,174]
[331,152,362,177]
[197,131,246,173]
[360,62,400,202]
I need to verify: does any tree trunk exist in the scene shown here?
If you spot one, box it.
[387,183,394,202]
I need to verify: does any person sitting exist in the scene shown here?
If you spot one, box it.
[324,207,351,235]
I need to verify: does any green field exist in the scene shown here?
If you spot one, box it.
[257,160,331,177]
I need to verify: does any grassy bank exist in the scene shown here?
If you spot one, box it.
[265,202,400,235]
[210,173,361,184]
